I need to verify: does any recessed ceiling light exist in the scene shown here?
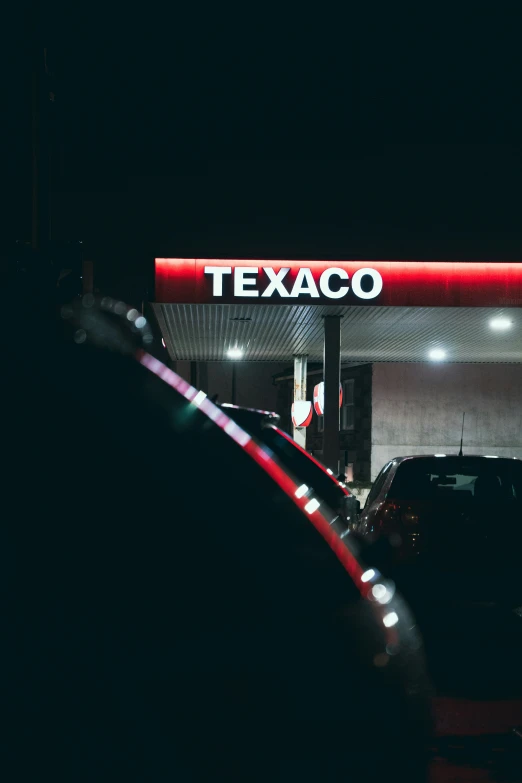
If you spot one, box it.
[227,347,243,359]
[429,348,446,361]
[490,317,512,331]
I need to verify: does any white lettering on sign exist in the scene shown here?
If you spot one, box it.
[234,267,259,297]
[204,266,232,296]
[351,268,383,300]
[290,268,320,298]
[262,267,291,298]
[319,267,350,299]
[204,265,384,301]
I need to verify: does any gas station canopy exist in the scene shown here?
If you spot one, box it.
[153,259,522,363]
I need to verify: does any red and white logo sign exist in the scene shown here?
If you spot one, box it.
[313,382,342,415]
[313,383,323,415]
[291,400,313,427]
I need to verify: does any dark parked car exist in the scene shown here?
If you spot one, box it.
[221,404,360,528]
[4,294,433,781]
[358,454,522,694]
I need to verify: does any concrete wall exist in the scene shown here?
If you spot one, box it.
[371,363,522,479]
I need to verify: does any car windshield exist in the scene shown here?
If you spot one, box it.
[387,457,522,505]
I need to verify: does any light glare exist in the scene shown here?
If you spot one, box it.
[383,611,399,628]
[429,349,446,361]
[193,390,207,406]
[227,347,243,359]
[361,569,375,583]
[295,484,309,499]
[371,584,387,601]
[304,498,321,514]
[371,583,394,605]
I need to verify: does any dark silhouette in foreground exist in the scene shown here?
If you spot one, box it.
[3,290,432,781]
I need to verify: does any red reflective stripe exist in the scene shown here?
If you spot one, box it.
[136,350,365,590]
[274,427,350,496]
[242,439,364,585]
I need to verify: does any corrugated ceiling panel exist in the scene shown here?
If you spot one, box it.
[153,304,522,363]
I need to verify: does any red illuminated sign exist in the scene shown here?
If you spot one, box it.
[155,258,522,308]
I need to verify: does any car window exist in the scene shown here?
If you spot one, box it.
[365,462,393,507]
[387,457,522,504]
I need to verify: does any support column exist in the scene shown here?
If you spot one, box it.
[323,316,341,473]
[293,354,308,449]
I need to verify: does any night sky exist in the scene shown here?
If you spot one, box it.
[5,3,522,302]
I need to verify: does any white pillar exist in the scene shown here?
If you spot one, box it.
[293,354,308,449]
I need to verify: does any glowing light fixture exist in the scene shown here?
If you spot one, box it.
[429,348,446,361]
[227,347,243,359]
[434,454,446,457]
[361,569,376,583]
[490,317,512,331]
